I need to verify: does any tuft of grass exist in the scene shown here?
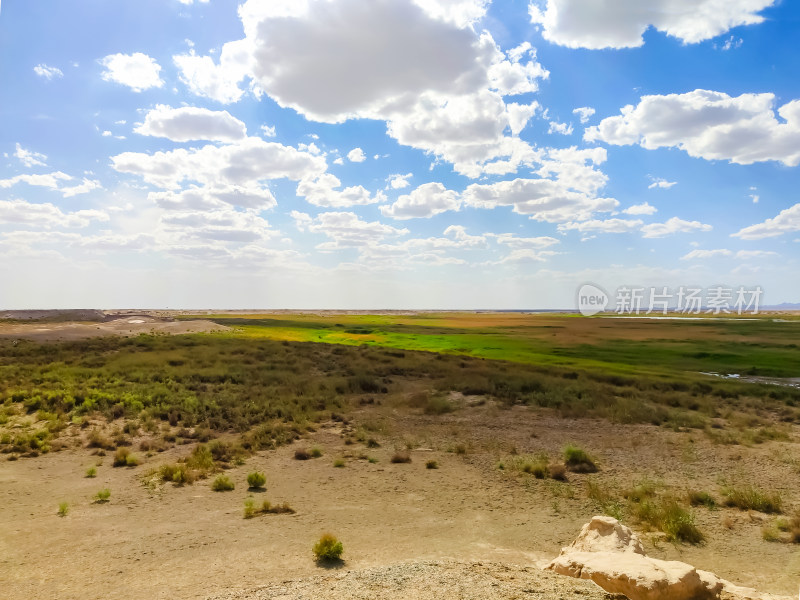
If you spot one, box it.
[294,448,311,460]
[366,438,380,448]
[390,451,412,464]
[245,498,295,519]
[244,498,256,519]
[426,460,439,469]
[313,533,343,561]
[57,501,69,517]
[688,490,717,509]
[211,474,235,492]
[85,466,97,478]
[424,396,455,415]
[657,499,705,544]
[94,488,111,503]
[113,447,130,467]
[367,456,378,464]
[563,444,598,473]
[310,447,323,458]
[762,526,780,542]
[586,479,624,521]
[548,463,567,481]
[247,471,266,489]
[333,458,345,468]
[722,485,782,514]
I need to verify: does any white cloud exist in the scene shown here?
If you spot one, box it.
[548,120,574,135]
[681,248,732,260]
[150,184,276,211]
[732,203,800,240]
[33,64,63,80]
[173,41,253,104]
[111,137,326,189]
[411,0,490,27]
[347,147,366,163]
[623,202,657,216]
[290,210,313,232]
[719,35,744,51]
[750,194,760,204]
[559,218,643,234]
[648,177,677,189]
[387,173,413,189]
[0,172,100,198]
[260,124,276,137]
[493,233,560,249]
[297,173,384,208]
[736,249,778,259]
[60,178,102,198]
[0,199,108,228]
[100,52,164,92]
[308,211,409,250]
[135,105,247,142]
[641,216,712,238]
[586,89,800,167]
[161,208,274,243]
[529,0,776,49]
[573,107,595,124]
[14,143,47,167]
[177,0,210,4]
[380,182,460,219]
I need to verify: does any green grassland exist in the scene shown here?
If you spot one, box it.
[1,312,798,460]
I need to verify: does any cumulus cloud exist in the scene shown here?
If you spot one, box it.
[296,173,384,208]
[173,40,253,104]
[14,143,47,167]
[0,199,108,228]
[493,233,560,249]
[0,172,101,197]
[347,147,366,163]
[573,106,595,123]
[648,177,677,189]
[585,89,800,167]
[150,184,277,211]
[558,218,643,234]
[111,137,326,189]
[529,0,776,49]
[135,105,247,142]
[33,64,63,80]
[387,173,413,189]
[548,120,574,135]
[100,52,164,92]
[380,182,460,219]
[308,211,409,251]
[640,216,712,238]
[623,202,657,215]
[732,203,800,240]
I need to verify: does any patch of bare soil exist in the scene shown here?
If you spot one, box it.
[0,316,228,341]
[2,399,799,600]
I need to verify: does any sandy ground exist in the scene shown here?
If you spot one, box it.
[2,402,799,600]
[0,316,228,341]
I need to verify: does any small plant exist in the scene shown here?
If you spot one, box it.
[310,447,323,458]
[57,502,69,517]
[688,490,717,509]
[244,498,295,519]
[391,451,412,464]
[247,471,266,489]
[367,456,378,463]
[366,438,380,448]
[94,488,111,503]
[211,474,235,491]
[312,533,343,561]
[426,460,439,469]
[762,525,780,542]
[244,498,256,519]
[333,458,345,468]
[294,448,311,460]
[113,447,130,467]
[563,444,598,473]
[722,485,782,514]
[85,466,97,478]
[548,463,567,481]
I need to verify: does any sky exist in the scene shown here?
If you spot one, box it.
[0,0,798,309]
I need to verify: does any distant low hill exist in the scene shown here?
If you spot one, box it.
[0,309,108,322]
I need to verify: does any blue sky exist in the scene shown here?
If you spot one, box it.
[1,0,798,309]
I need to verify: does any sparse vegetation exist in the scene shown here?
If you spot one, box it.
[312,533,343,561]
[94,488,110,503]
[57,501,69,517]
[688,490,717,509]
[244,497,295,519]
[294,449,311,460]
[390,451,411,464]
[85,466,97,478]
[211,474,235,492]
[310,447,323,458]
[563,444,598,473]
[426,460,438,469]
[722,485,782,514]
[247,471,266,489]
[333,458,345,468]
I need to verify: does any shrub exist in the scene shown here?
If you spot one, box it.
[366,438,380,448]
[548,463,567,481]
[426,460,439,469]
[367,456,378,463]
[722,485,782,514]
[125,453,140,467]
[658,499,704,544]
[313,533,343,561]
[294,448,311,460]
[247,471,266,489]
[424,396,454,415]
[244,498,295,519]
[211,474,235,491]
[310,447,323,458]
[333,459,345,468]
[390,451,411,464]
[762,526,780,542]
[57,502,69,517]
[87,428,114,450]
[85,466,97,478]
[688,490,717,509]
[244,498,256,519]
[113,447,130,467]
[563,444,598,473]
[94,488,111,503]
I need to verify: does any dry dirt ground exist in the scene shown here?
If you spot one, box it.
[0,315,228,342]
[2,397,799,600]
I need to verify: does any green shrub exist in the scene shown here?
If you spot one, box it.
[247,471,266,489]
[312,533,343,561]
[244,498,256,519]
[211,474,235,491]
[563,444,598,473]
[426,460,439,469]
[658,499,704,544]
[245,498,295,518]
[424,396,454,415]
[94,488,111,503]
[333,458,345,468]
[367,456,378,463]
[688,490,717,509]
[762,526,780,542]
[85,466,97,478]
[310,447,323,458]
[112,447,130,467]
[722,485,782,514]
[57,501,69,517]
